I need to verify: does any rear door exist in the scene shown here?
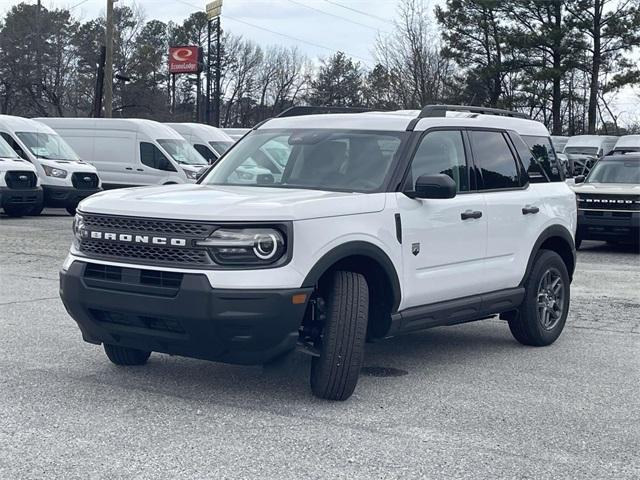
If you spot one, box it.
[397,129,488,308]
[469,129,545,292]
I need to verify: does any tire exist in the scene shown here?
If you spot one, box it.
[28,203,44,216]
[103,344,151,366]
[3,204,30,217]
[65,205,77,216]
[310,271,368,401]
[508,250,570,347]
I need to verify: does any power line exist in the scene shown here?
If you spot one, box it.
[322,0,389,24]
[173,0,375,65]
[69,0,92,10]
[284,0,389,34]
[223,15,374,65]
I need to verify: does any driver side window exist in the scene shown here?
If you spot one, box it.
[140,142,176,172]
[409,130,469,192]
[1,132,28,160]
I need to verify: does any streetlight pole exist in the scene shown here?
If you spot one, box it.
[104,0,115,118]
[206,1,223,127]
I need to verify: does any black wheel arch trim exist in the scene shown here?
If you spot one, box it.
[521,225,576,285]
[301,241,402,312]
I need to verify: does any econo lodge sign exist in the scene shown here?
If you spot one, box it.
[168,46,202,74]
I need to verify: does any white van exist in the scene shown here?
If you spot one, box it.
[550,135,569,153]
[0,115,101,215]
[612,135,640,153]
[563,135,618,157]
[0,135,43,217]
[166,123,234,164]
[222,128,250,141]
[36,118,208,189]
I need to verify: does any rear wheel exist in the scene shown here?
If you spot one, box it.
[3,204,31,217]
[310,271,368,401]
[28,203,44,216]
[104,344,151,366]
[508,250,570,346]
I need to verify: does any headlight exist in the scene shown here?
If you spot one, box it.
[196,228,286,266]
[43,165,68,178]
[72,213,85,242]
[183,168,198,180]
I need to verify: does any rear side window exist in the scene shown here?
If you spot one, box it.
[521,135,563,182]
[469,130,522,190]
[140,142,176,172]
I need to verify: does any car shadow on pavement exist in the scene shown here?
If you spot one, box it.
[85,320,525,405]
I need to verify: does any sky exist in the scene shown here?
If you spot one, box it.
[2,0,639,125]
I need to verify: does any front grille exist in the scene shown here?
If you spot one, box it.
[78,214,217,267]
[83,262,184,295]
[5,170,37,189]
[71,172,99,189]
[577,194,640,212]
[82,214,215,237]
[80,240,210,265]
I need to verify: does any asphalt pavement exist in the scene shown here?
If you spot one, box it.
[1,209,638,479]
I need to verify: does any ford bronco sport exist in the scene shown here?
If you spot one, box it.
[60,105,577,401]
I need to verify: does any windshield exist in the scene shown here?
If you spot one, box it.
[157,139,207,166]
[0,135,19,158]
[586,159,640,184]
[565,146,599,156]
[16,132,80,160]
[209,140,234,156]
[201,129,406,192]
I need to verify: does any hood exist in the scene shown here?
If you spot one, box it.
[0,157,37,172]
[78,184,387,221]
[38,158,98,173]
[572,183,640,195]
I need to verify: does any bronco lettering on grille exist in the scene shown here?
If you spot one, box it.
[87,230,187,247]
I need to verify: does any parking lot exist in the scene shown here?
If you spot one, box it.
[1,209,638,479]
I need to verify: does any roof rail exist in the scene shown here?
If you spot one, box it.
[406,104,529,131]
[275,105,373,118]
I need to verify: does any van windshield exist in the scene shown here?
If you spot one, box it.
[157,139,207,166]
[564,146,599,156]
[16,132,80,160]
[0,136,19,158]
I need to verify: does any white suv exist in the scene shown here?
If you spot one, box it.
[60,106,577,401]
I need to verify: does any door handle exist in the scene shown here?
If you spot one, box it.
[136,168,144,172]
[522,205,540,215]
[125,167,133,170]
[461,210,482,220]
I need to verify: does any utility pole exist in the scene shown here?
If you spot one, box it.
[93,46,106,117]
[214,17,221,128]
[206,1,223,127]
[104,0,115,118]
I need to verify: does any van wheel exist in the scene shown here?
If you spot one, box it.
[66,205,77,215]
[104,344,151,366]
[28,203,44,216]
[508,250,570,347]
[310,271,368,401]
[3,205,31,217]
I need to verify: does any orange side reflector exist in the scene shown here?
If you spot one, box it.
[291,293,307,305]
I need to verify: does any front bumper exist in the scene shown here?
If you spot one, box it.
[43,185,101,208]
[0,186,43,208]
[577,209,640,243]
[60,261,312,365]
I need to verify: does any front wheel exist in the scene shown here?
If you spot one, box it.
[310,271,368,401]
[508,250,570,346]
[104,344,151,365]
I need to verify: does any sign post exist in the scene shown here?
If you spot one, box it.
[206,1,223,127]
[168,46,203,120]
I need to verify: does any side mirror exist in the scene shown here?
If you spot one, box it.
[574,175,585,184]
[407,174,457,199]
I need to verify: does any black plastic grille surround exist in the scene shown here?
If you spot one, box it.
[577,194,640,212]
[5,170,37,189]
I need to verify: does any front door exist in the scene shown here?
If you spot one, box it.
[397,129,487,310]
